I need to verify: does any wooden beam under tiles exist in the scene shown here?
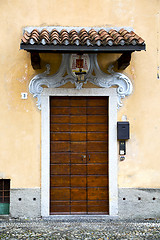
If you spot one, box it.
[117,52,132,70]
[30,52,41,69]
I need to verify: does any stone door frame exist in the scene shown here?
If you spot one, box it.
[41,88,118,217]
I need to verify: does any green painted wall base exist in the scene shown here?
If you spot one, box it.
[0,203,9,215]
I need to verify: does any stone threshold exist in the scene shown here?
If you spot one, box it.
[42,215,119,221]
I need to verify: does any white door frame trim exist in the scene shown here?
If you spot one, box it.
[41,88,118,217]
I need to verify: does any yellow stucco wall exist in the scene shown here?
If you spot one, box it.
[0,0,159,188]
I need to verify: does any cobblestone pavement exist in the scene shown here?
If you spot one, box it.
[0,217,160,239]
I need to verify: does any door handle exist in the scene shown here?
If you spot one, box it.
[88,155,90,161]
[81,155,86,161]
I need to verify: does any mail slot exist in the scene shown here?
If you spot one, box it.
[117,121,130,140]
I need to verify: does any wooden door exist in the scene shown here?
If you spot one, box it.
[50,96,109,215]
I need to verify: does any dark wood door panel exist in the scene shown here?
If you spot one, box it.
[50,200,71,214]
[87,141,108,152]
[71,200,87,214]
[87,164,108,175]
[71,164,87,175]
[70,115,86,123]
[50,124,70,132]
[50,164,70,175]
[70,107,86,115]
[50,153,70,164]
[50,132,70,141]
[50,107,70,115]
[87,124,108,132]
[70,124,86,132]
[87,132,107,141]
[88,188,108,200]
[88,200,108,206]
[87,97,108,107]
[50,115,70,123]
[71,201,87,213]
[50,176,70,187]
[50,188,70,201]
[86,153,108,163]
[50,97,70,107]
[87,107,108,115]
[70,99,86,107]
[71,142,86,153]
[87,200,109,214]
[50,141,70,152]
[87,176,108,187]
[71,132,86,141]
[71,176,86,187]
[71,153,86,164]
[87,115,108,124]
[50,205,70,214]
[71,188,86,200]
[88,205,109,213]
[50,200,70,206]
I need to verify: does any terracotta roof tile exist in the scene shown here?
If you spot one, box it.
[79,29,90,45]
[21,27,145,48]
[69,30,80,45]
[50,29,61,45]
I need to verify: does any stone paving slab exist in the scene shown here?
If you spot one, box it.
[0,218,160,239]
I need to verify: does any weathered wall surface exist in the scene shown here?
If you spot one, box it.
[0,0,160,189]
[10,188,41,217]
[119,188,160,219]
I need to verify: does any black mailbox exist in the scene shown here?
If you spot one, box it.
[117,121,130,140]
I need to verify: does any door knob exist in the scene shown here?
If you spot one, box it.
[81,155,86,160]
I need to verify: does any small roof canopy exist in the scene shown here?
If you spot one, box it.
[20,26,145,69]
[20,26,145,53]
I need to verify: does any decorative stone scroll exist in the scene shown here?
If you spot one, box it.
[29,54,133,110]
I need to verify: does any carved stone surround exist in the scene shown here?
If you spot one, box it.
[29,54,133,109]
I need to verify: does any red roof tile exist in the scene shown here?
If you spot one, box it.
[21,27,145,47]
